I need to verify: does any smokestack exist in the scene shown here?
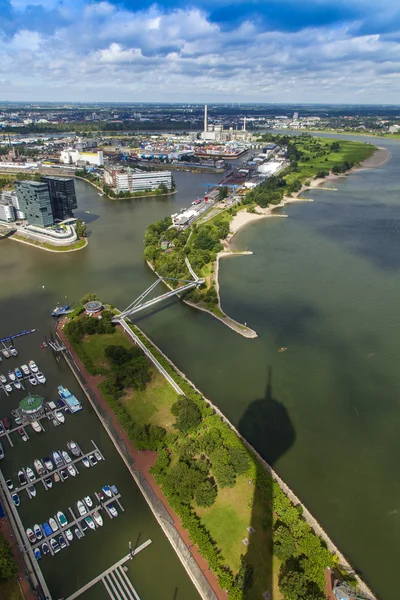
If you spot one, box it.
[243,117,246,131]
[204,104,208,133]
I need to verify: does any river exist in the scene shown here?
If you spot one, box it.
[1,140,399,599]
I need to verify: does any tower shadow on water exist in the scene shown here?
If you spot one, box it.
[236,366,296,598]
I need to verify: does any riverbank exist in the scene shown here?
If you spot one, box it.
[9,234,88,252]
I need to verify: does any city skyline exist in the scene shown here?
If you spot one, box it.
[1,0,400,103]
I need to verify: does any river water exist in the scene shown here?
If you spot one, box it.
[1,139,400,599]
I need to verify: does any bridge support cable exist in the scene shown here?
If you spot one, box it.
[114,277,204,322]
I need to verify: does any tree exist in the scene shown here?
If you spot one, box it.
[75,218,87,237]
[158,182,168,194]
[80,292,99,305]
[171,397,202,433]
[273,524,298,561]
[235,556,254,592]
[194,480,217,507]
[105,345,132,365]
[0,534,18,580]
[227,446,250,476]
[163,461,205,503]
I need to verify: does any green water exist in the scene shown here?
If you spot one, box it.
[1,145,400,598]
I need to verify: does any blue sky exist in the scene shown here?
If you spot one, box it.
[1,0,400,103]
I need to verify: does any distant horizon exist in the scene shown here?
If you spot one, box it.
[2,101,400,108]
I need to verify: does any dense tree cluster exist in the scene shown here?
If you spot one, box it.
[105,344,151,391]
[0,533,18,580]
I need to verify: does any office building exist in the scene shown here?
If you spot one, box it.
[15,181,54,228]
[0,198,15,223]
[60,148,104,166]
[104,168,172,193]
[41,176,77,221]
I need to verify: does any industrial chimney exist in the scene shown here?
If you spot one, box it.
[204,104,208,133]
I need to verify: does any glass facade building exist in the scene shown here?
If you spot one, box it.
[40,176,77,221]
[15,181,54,228]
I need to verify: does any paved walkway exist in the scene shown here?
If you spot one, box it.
[57,323,227,600]
[0,518,35,600]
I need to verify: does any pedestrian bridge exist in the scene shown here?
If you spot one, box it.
[112,276,204,322]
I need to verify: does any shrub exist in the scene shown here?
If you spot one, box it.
[171,396,202,433]
[194,480,217,507]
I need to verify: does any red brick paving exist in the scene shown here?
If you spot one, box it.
[57,322,227,600]
[0,518,35,600]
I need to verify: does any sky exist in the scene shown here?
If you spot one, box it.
[1,0,400,103]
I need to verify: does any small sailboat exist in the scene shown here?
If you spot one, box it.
[65,529,73,542]
[67,464,77,477]
[26,528,36,544]
[57,511,68,528]
[34,524,43,540]
[93,511,103,527]
[50,538,60,554]
[12,493,20,507]
[85,516,95,531]
[61,450,71,464]
[84,496,93,509]
[49,518,59,532]
[77,501,87,516]
[42,542,50,556]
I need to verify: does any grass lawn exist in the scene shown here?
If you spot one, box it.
[0,579,24,600]
[120,369,179,431]
[196,475,283,599]
[82,330,131,371]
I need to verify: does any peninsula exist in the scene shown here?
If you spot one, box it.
[144,135,378,337]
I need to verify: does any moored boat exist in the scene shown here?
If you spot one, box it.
[14,380,21,390]
[0,443,4,460]
[93,511,103,527]
[0,374,6,384]
[43,457,54,471]
[82,457,90,468]
[58,385,82,413]
[28,375,37,386]
[85,516,95,531]
[42,522,52,537]
[94,451,102,462]
[60,469,68,481]
[57,511,68,527]
[67,465,77,477]
[6,479,13,491]
[52,451,63,468]
[36,372,46,385]
[21,364,30,376]
[2,349,10,359]
[55,410,65,424]
[65,529,73,542]
[27,485,36,498]
[74,527,83,539]
[44,477,52,490]
[17,470,26,485]
[31,421,41,433]
[108,503,118,518]
[110,484,118,496]
[89,454,97,467]
[77,500,87,516]
[49,518,58,532]
[12,493,20,507]
[53,472,60,483]
[34,524,43,540]
[84,496,93,508]
[34,548,41,560]
[14,368,22,379]
[29,360,38,374]
[26,528,36,544]
[34,459,46,476]
[59,535,67,549]
[18,428,27,441]
[67,440,82,457]
[8,370,15,381]
[42,542,50,556]
[50,538,60,554]
[102,485,112,498]
[9,346,18,357]
[61,450,71,464]
[25,467,36,482]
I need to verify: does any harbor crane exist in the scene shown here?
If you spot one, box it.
[112,276,204,322]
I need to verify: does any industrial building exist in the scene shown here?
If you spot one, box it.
[60,148,104,166]
[104,168,173,193]
[201,104,251,142]
[0,190,25,223]
[40,176,77,221]
[14,180,54,228]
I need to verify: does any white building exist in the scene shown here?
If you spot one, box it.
[1,190,25,220]
[104,168,172,193]
[0,196,16,222]
[60,149,104,166]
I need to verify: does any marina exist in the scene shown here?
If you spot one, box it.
[10,439,103,497]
